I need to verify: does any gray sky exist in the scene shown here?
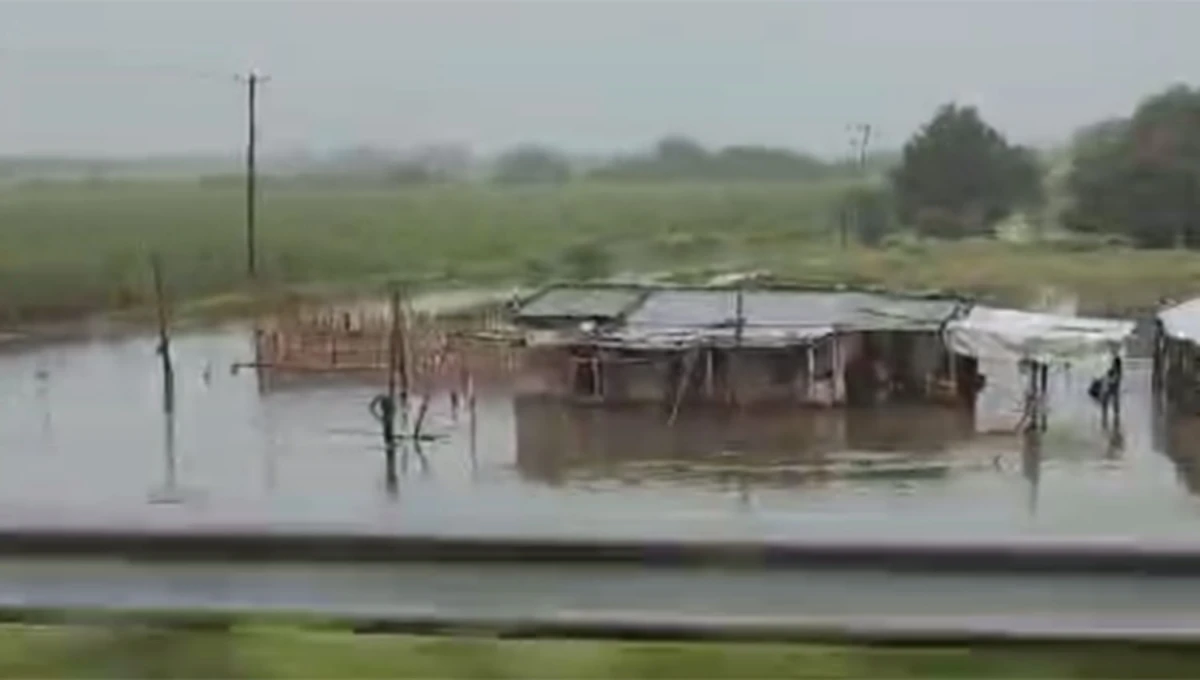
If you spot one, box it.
[0,1,1195,157]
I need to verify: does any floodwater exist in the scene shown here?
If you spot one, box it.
[1,324,1199,542]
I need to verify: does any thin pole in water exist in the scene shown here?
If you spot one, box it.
[150,253,174,415]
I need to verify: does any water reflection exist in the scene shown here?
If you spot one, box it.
[1,326,1199,540]
[513,398,980,490]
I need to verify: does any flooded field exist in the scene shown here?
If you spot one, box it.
[1,323,1199,541]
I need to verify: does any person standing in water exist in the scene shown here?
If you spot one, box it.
[1090,347,1123,427]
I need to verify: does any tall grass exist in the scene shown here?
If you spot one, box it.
[0,178,1196,322]
[0,180,848,321]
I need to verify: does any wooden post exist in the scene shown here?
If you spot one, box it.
[397,290,410,411]
[150,254,175,416]
[730,287,745,406]
[705,348,715,399]
[388,287,401,408]
[668,345,700,427]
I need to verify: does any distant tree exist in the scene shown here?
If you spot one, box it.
[387,161,438,186]
[715,146,828,180]
[841,184,895,247]
[589,136,833,182]
[1064,85,1200,248]
[492,145,571,185]
[561,241,612,281]
[655,135,709,166]
[892,104,1042,238]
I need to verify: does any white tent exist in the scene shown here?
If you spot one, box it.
[945,305,1135,364]
[1159,297,1200,344]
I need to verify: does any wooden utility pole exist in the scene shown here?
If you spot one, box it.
[844,122,873,249]
[238,69,269,279]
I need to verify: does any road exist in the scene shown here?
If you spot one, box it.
[2,557,1200,642]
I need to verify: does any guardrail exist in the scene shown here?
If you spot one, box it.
[1,529,1199,574]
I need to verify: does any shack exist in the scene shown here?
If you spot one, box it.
[944,305,1135,428]
[1156,297,1200,412]
[510,284,975,408]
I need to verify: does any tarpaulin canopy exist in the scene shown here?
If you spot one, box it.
[945,306,1135,364]
[1159,297,1200,344]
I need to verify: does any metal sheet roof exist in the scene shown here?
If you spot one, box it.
[515,286,645,320]
[1159,297,1200,344]
[624,289,962,331]
[596,325,835,350]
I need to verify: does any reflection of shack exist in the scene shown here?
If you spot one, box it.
[513,397,979,488]
[1156,297,1200,413]
[511,284,979,408]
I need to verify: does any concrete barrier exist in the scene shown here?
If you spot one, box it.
[1,529,1200,574]
[5,604,1200,647]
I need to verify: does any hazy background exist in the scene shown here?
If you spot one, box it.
[0,1,1195,158]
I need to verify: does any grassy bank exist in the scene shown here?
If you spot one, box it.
[2,179,1198,323]
[2,623,1200,678]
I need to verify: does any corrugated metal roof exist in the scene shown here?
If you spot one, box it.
[624,289,962,331]
[624,290,738,327]
[1159,297,1200,344]
[515,286,646,320]
[596,325,834,350]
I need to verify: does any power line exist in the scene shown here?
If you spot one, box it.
[0,47,235,83]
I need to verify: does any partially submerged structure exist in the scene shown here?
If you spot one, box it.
[945,305,1135,366]
[945,305,1136,429]
[249,294,520,395]
[511,284,977,408]
[1156,297,1200,411]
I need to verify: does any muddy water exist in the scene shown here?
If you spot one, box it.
[1,325,1199,541]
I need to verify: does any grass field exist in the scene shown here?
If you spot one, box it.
[2,179,1198,323]
[2,623,1200,678]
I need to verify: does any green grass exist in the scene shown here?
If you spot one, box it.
[1,178,1198,323]
[2,623,1200,678]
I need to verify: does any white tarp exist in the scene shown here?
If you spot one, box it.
[1159,297,1200,344]
[945,305,1135,364]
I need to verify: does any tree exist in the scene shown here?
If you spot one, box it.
[1064,85,1200,248]
[891,104,1042,238]
[841,184,895,247]
[492,145,571,184]
[589,136,834,181]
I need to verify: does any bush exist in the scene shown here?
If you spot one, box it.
[561,241,612,281]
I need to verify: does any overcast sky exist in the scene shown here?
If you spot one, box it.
[0,1,1196,157]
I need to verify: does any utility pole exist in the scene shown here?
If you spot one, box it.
[843,123,873,248]
[237,69,269,279]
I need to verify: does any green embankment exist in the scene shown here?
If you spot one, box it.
[2,179,1198,323]
[1,623,1200,678]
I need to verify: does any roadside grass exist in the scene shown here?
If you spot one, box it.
[0,623,1200,678]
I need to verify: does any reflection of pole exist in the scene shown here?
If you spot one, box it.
[1021,423,1041,516]
[151,253,180,504]
[163,405,177,494]
[468,374,478,477]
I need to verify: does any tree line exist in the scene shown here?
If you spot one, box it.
[487,84,1200,252]
[487,136,883,185]
[851,85,1200,249]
